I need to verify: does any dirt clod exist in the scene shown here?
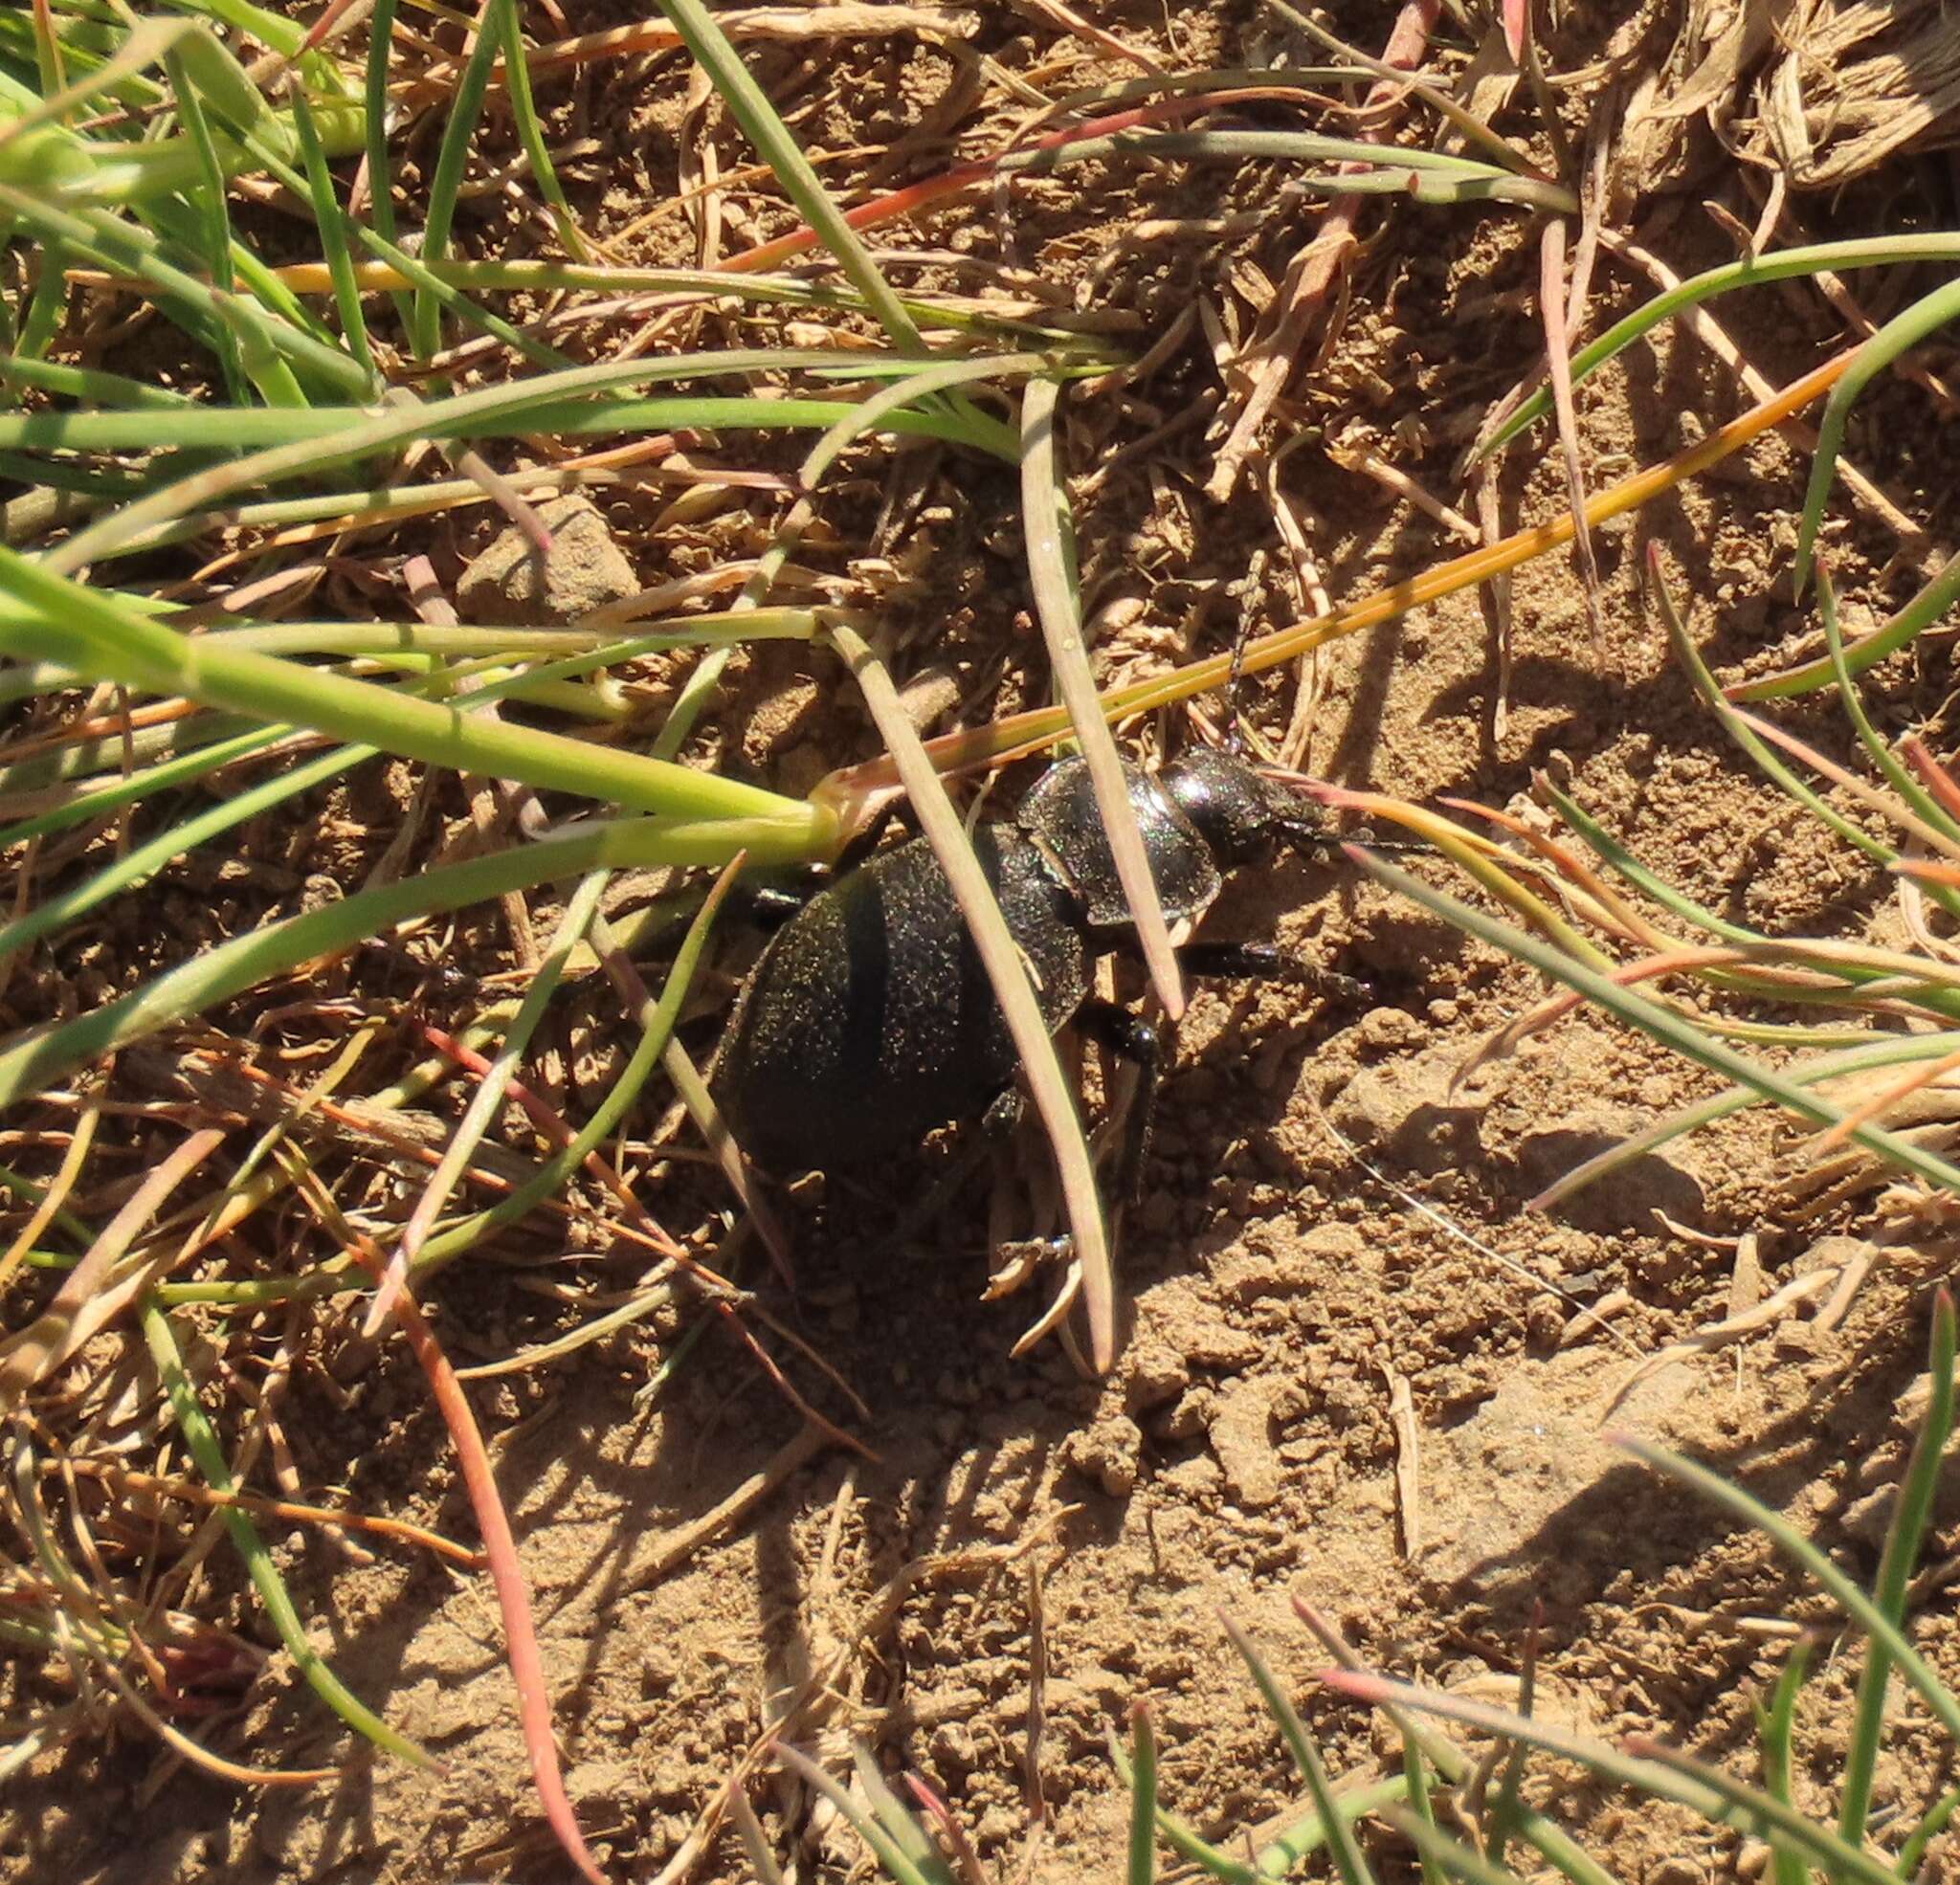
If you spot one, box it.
[1206,1376,1283,1510]
[456,496,642,623]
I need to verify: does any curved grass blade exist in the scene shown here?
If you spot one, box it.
[491,0,587,260]
[1614,1430,1960,1755]
[650,350,1053,760]
[1483,235,1960,456]
[1815,563,1960,848]
[825,618,1114,1371]
[1022,376,1183,1019]
[1355,848,1960,1198]
[1730,548,1960,701]
[1108,1735,1409,1884]
[139,1297,434,1766]
[1220,1614,1374,1885]
[1794,277,1960,592]
[287,84,376,384]
[1839,1288,1955,1849]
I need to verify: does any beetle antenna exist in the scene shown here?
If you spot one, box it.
[1272,809,1430,861]
[1220,613,1255,755]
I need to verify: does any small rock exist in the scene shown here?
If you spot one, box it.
[1214,1219,1367,1300]
[566,1757,635,1808]
[1153,1387,1214,1441]
[1356,1006,1424,1052]
[1798,1233,1879,1276]
[1208,1377,1283,1510]
[1123,1342,1190,1411]
[1062,1415,1143,1497]
[1514,1100,1704,1230]
[457,496,641,624]
[1324,1047,1487,1174]
[1183,1321,1261,1370]
[896,664,963,731]
[1038,1677,1100,1719]
[1424,1351,1697,1593]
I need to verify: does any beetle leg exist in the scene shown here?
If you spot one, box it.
[1179,940,1367,1004]
[1075,999,1162,1203]
[740,879,818,930]
[1272,811,1429,860]
[979,1085,1027,1141]
[1176,940,1284,979]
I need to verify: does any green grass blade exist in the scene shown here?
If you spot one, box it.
[1220,1616,1374,1885]
[1483,235,1960,456]
[1362,848,1960,1198]
[1817,564,1960,847]
[0,811,813,1110]
[1330,1673,1895,1885]
[826,616,1114,1367]
[396,851,733,1270]
[377,868,607,1318]
[1616,1431,1960,1757]
[492,0,586,260]
[650,0,923,348]
[0,740,360,965]
[0,352,194,408]
[138,1297,433,1766]
[1021,375,1183,1020]
[1757,1639,1815,1885]
[1732,548,1960,700]
[1387,1814,1528,1885]
[1794,276,1960,590]
[1255,1778,1411,1879]
[288,84,375,385]
[1839,1289,1956,1849]
[1896,1785,1960,1878]
[1542,783,1763,945]
[0,549,825,830]
[770,1743,946,1885]
[158,40,248,403]
[1127,1706,1159,1885]
[361,0,411,332]
[1401,1741,1447,1885]
[1535,1031,1960,1209]
[1110,1736,1408,1884]
[409,0,501,361]
[1654,554,1900,875]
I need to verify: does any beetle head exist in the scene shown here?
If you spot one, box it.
[1159,746,1331,865]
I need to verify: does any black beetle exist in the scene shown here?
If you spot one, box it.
[713,744,1368,1203]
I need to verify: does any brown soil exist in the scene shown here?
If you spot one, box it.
[11,1,1960,1882]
